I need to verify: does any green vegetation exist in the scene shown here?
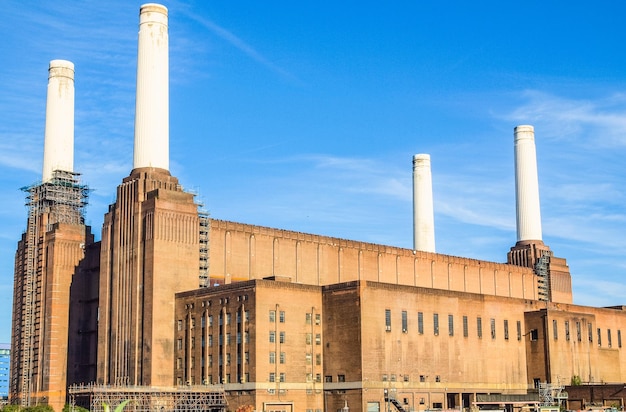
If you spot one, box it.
[570,375,582,385]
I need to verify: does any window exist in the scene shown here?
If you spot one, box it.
[269,373,275,382]
[177,338,182,350]
[269,331,276,343]
[576,321,582,342]
[269,352,276,364]
[504,320,509,340]
[553,320,558,340]
[280,352,285,364]
[306,353,312,364]
[530,329,538,341]
[280,331,285,344]
[418,312,424,334]
[176,357,182,369]
[433,313,439,336]
[177,320,182,331]
[517,321,522,341]
[619,330,622,348]
[477,317,482,339]
[208,354,213,367]
[608,329,612,348]
[435,375,441,382]
[402,311,408,332]
[315,373,321,382]
[208,335,213,347]
[306,333,312,345]
[315,333,321,345]
[245,310,250,322]
[338,374,346,382]
[201,315,206,328]
[279,311,285,323]
[269,310,276,323]
[565,321,570,341]
[490,318,496,339]
[226,353,231,365]
[316,354,321,365]
[325,375,332,382]
[315,314,321,325]
[598,328,602,346]
[588,323,593,342]
[420,375,426,382]
[463,316,468,338]
[306,313,312,324]
[280,373,286,382]
[226,333,231,345]
[226,313,231,325]
[448,315,454,336]
[208,315,213,327]
[385,309,392,331]
[191,337,195,349]
[191,317,195,329]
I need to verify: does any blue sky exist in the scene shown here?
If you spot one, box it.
[1,1,625,343]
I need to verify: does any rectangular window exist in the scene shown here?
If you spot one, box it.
[338,374,346,382]
[448,315,454,336]
[191,317,195,329]
[315,333,321,345]
[504,320,509,340]
[269,310,276,323]
[208,354,213,367]
[201,315,206,328]
[490,318,496,339]
[177,320,182,331]
[306,353,312,365]
[280,352,285,364]
[191,337,195,349]
[565,321,570,341]
[385,309,392,331]
[269,351,275,364]
[306,313,312,324]
[477,317,483,339]
[176,357,182,369]
[226,313,231,325]
[280,331,285,344]
[315,314,321,325]
[315,373,321,382]
[463,316,468,338]
[269,373,275,382]
[402,311,408,333]
[619,330,623,348]
[576,321,582,342]
[517,320,522,341]
[208,335,213,347]
[226,353,231,366]
[279,311,285,323]
[316,354,321,365]
[269,331,276,343]
[433,313,439,336]
[553,319,558,340]
[608,329,612,348]
[280,373,286,382]
[177,338,182,350]
[208,315,213,327]
[306,333,312,345]
[598,328,602,346]
[418,312,424,334]
[589,323,593,342]
[325,375,332,382]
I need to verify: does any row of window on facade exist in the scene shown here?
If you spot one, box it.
[177,310,251,331]
[177,331,249,350]
[177,351,250,370]
[175,372,249,385]
[384,309,523,340]
[551,319,622,348]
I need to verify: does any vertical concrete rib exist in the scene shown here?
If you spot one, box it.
[412,154,436,253]
[134,3,169,170]
[42,60,74,182]
[514,125,543,243]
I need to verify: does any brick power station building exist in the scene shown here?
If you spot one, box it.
[9,4,626,412]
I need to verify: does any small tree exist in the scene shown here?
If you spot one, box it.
[571,375,582,386]
[102,400,131,412]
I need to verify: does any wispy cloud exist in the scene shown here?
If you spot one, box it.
[180,10,299,83]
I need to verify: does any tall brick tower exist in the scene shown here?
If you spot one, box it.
[507,125,572,303]
[96,4,200,387]
[10,60,93,411]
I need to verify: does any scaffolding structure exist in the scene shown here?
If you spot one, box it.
[199,210,210,288]
[534,251,552,302]
[15,170,89,407]
[538,382,568,407]
[68,384,227,412]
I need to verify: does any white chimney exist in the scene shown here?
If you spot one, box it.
[42,60,75,182]
[413,154,435,253]
[133,3,169,171]
[514,125,543,243]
